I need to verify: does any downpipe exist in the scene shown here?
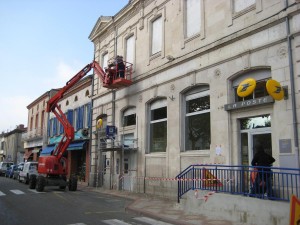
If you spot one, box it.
[285,0,300,169]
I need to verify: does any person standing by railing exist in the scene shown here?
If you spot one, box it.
[251,145,275,197]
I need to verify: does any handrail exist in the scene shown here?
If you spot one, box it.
[176,164,300,203]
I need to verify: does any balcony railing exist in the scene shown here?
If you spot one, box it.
[22,127,45,141]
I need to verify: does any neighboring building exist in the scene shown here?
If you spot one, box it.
[88,0,300,198]
[1,125,27,163]
[23,89,60,162]
[0,133,6,162]
[46,75,93,182]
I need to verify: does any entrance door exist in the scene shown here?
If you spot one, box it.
[240,129,272,193]
[252,133,272,159]
[240,115,272,166]
[241,129,272,166]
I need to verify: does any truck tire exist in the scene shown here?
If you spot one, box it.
[36,176,46,192]
[59,175,67,190]
[25,174,29,184]
[68,176,77,191]
[29,175,37,189]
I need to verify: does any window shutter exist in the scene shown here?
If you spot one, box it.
[47,119,51,137]
[67,109,73,126]
[53,118,57,135]
[79,106,84,129]
[60,116,64,134]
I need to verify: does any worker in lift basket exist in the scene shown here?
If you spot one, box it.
[115,55,125,78]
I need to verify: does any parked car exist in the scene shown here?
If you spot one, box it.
[4,164,17,178]
[18,161,38,185]
[13,162,24,180]
[0,162,14,176]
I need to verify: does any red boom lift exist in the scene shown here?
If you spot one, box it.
[30,60,132,192]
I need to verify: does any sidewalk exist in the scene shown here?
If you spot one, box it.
[77,183,233,225]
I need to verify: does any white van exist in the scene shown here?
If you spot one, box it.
[18,161,38,184]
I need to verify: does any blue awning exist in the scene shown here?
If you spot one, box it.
[67,141,86,151]
[40,144,55,156]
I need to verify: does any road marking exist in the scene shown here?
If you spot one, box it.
[134,217,174,225]
[67,223,87,225]
[102,219,131,225]
[10,190,25,195]
[85,210,123,215]
[0,191,6,196]
[27,189,45,193]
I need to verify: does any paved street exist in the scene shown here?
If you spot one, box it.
[0,176,174,225]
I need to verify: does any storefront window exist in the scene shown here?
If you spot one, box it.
[123,107,136,127]
[185,88,210,150]
[149,99,167,153]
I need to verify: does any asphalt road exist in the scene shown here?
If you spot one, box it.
[0,176,173,225]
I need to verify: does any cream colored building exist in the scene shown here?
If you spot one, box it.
[23,89,60,161]
[88,0,300,196]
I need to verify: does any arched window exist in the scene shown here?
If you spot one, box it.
[184,86,210,151]
[123,107,136,127]
[74,96,78,102]
[232,69,271,102]
[85,90,90,97]
[66,100,69,106]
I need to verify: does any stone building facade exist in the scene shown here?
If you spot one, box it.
[88,0,300,196]
[0,125,27,163]
[23,89,60,162]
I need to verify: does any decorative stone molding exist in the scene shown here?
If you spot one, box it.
[277,46,287,59]
[214,68,221,78]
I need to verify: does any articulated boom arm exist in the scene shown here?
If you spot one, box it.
[47,61,106,160]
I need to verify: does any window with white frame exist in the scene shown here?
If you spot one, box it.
[149,99,167,153]
[184,87,210,150]
[83,103,91,128]
[126,35,135,64]
[185,0,201,38]
[73,108,78,131]
[233,0,255,13]
[151,17,162,55]
[123,107,136,127]
[102,53,108,69]
[123,133,135,149]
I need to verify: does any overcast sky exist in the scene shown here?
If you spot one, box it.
[0,0,129,132]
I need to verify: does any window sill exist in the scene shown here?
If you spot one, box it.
[145,152,166,157]
[180,150,210,157]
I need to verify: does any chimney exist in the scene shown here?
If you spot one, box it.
[18,124,24,129]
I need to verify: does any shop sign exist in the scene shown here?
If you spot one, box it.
[224,96,274,111]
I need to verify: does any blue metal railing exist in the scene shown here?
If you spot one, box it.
[176,164,300,203]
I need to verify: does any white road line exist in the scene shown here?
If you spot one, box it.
[10,190,25,195]
[27,189,45,193]
[102,219,132,225]
[67,223,87,225]
[0,191,6,196]
[134,217,174,225]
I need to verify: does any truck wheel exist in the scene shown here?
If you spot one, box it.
[68,176,77,191]
[25,174,29,184]
[59,175,67,190]
[36,176,45,192]
[29,175,37,189]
